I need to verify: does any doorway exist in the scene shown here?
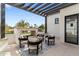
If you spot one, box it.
[65,14,79,44]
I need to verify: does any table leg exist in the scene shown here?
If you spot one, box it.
[19,40,21,48]
[36,44,39,55]
[28,49,30,54]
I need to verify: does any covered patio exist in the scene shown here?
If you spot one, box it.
[1,3,79,56]
[1,3,75,38]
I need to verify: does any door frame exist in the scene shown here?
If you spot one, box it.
[64,14,79,45]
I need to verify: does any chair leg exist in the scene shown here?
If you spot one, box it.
[48,40,49,45]
[53,40,55,45]
[28,49,30,54]
[45,40,46,43]
[41,43,42,50]
[45,38,47,43]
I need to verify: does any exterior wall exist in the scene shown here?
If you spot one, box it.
[47,13,60,38]
[47,4,79,43]
[60,4,79,42]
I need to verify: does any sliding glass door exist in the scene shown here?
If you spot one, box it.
[65,14,78,44]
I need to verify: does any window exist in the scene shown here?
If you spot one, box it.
[55,18,59,24]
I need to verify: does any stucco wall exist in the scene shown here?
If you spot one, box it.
[47,13,60,38]
[60,4,79,42]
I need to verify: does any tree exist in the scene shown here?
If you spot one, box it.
[38,24,45,32]
[34,24,38,28]
[30,25,33,28]
[5,24,14,34]
[15,20,29,29]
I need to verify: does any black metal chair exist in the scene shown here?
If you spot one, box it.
[45,35,48,43]
[27,39,42,55]
[48,36,55,45]
[45,35,55,45]
[18,35,29,48]
[37,34,44,41]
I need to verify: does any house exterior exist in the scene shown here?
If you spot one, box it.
[47,4,79,44]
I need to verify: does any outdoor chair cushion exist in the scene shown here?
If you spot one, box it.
[28,43,41,49]
[21,41,28,44]
[28,36,42,49]
[28,37,39,42]
[45,37,48,40]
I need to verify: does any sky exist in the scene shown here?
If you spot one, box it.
[5,4,45,27]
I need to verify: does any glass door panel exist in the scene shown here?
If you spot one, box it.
[65,15,78,44]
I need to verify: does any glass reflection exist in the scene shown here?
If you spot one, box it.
[66,15,77,44]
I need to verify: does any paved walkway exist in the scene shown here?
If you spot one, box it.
[41,40,79,56]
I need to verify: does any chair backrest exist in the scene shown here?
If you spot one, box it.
[52,36,55,39]
[48,36,55,39]
[28,39,42,45]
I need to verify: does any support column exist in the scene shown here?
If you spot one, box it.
[0,3,1,39]
[77,14,79,44]
[1,3,5,38]
[45,16,47,33]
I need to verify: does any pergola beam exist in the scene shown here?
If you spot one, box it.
[39,3,62,14]
[7,3,45,17]
[29,3,43,11]
[7,3,25,8]
[23,3,34,10]
[34,3,50,13]
[37,3,59,14]
[7,3,76,17]
[26,3,35,10]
